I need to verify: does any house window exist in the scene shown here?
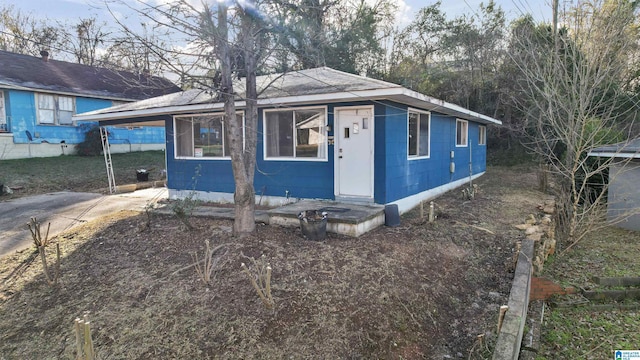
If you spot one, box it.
[174,112,244,159]
[37,93,75,125]
[0,92,6,131]
[456,119,468,147]
[408,109,430,158]
[479,125,486,145]
[264,107,327,160]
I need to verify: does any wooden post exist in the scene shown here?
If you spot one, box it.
[74,319,83,360]
[497,305,509,333]
[428,201,435,222]
[75,315,95,360]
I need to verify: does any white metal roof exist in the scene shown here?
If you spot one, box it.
[588,138,640,159]
[74,67,502,126]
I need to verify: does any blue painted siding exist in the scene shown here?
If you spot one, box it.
[380,102,487,204]
[166,107,336,199]
[76,98,112,113]
[165,115,231,192]
[373,102,388,204]
[165,99,489,204]
[470,122,487,174]
[379,101,408,204]
[106,126,165,146]
[5,90,164,145]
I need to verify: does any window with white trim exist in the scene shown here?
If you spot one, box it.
[456,119,468,147]
[37,93,75,125]
[174,112,244,159]
[264,107,327,160]
[408,109,430,158]
[478,125,486,145]
[0,92,6,130]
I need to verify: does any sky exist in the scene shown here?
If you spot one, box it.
[7,0,556,29]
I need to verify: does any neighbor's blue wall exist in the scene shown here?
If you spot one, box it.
[105,125,165,146]
[5,89,164,144]
[166,100,488,203]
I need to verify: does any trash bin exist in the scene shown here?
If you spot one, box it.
[136,169,149,182]
[384,204,400,227]
[298,210,328,241]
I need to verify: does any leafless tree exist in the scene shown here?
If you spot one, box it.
[102,23,167,76]
[67,17,109,66]
[511,0,639,251]
[0,5,61,57]
[106,0,272,237]
[213,1,262,237]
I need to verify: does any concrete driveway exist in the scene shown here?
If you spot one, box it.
[0,188,167,257]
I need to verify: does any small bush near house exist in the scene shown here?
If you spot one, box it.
[76,125,105,156]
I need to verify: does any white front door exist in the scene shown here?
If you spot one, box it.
[335,106,374,199]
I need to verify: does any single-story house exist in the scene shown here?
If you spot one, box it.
[589,138,640,231]
[0,50,181,159]
[75,67,501,213]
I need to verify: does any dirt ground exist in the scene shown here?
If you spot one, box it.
[0,166,548,359]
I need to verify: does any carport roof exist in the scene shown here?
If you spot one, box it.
[74,67,502,126]
[589,138,640,159]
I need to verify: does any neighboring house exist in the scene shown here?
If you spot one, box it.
[76,67,501,213]
[0,50,181,159]
[589,139,640,231]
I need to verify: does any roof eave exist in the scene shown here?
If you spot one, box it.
[588,151,640,159]
[399,88,502,125]
[74,87,503,125]
[0,82,139,102]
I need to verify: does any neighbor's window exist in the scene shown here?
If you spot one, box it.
[37,93,74,125]
[456,119,468,147]
[174,112,243,159]
[478,125,486,145]
[264,107,327,160]
[0,92,6,131]
[408,109,430,158]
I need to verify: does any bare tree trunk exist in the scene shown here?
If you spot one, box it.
[218,2,259,238]
[552,0,559,36]
[234,7,261,237]
[215,4,252,238]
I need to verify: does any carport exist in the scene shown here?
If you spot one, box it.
[73,91,227,193]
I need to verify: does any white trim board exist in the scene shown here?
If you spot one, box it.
[588,151,640,159]
[0,83,139,102]
[168,172,485,215]
[168,189,297,208]
[390,172,485,214]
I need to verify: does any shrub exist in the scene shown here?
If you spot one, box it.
[76,125,106,156]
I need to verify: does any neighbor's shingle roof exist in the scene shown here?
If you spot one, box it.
[0,50,181,100]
